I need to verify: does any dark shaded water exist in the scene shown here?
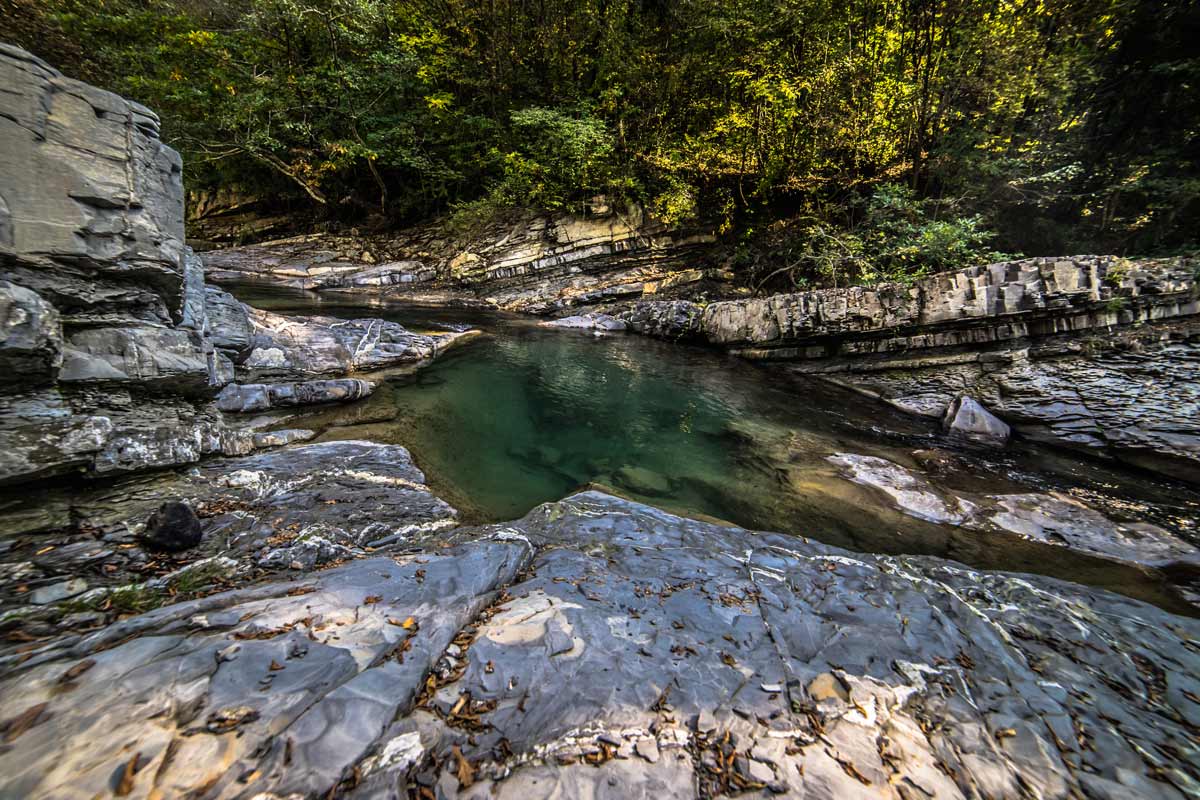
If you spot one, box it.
[231,283,1200,612]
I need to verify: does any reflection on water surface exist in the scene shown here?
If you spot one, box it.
[230,283,1200,613]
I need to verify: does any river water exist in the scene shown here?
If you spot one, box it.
[231,284,1200,612]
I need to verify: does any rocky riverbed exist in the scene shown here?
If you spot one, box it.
[3,478,1199,799]
[3,42,1200,799]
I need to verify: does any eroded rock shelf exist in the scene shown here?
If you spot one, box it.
[2,42,1200,800]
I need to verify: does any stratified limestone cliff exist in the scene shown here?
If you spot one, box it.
[626,256,1200,481]
[202,207,723,312]
[0,44,469,485]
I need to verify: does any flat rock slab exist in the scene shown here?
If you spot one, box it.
[241,306,475,380]
[2,491,1199,799]
[356,492,1200,799]
[828,452,1200,574]
[216,378,375,413]
[0,441,457,621]
[0,544,527,799]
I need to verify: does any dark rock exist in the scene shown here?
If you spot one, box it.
[139,501,203,552]
[216,378,375,413]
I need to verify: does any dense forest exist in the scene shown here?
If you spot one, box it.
[7,0,1199,286]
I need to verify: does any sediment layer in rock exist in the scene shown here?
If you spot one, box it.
[0,44,471,485]
[625,256,1200,480]
[202,208,724,313]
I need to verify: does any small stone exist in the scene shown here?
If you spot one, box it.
[615,465,672,497]
[139,501,203,552]
[29,578,88,605]
[59,610,105,628]
[635,738,660,763]
[807,672,849,702]
[695,709,717,733]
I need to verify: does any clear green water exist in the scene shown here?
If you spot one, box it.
[230,283,1200,612]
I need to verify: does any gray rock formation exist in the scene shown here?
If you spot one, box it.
[2,491,1196,799]
[0,441,458,625]
[626,256,1200,480]
[240,306,475,380]
[0,45,474,484]
[202,208,724,313]
[828,452,1200,572]
[943,395,1010,445]
[216,378,375,413]
[538,312,627,331]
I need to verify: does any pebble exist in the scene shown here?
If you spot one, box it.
[30,578,88,605]
[635,738,660,763]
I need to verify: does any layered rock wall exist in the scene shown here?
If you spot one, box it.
[202,207,722,312]
[626,256,1200,479]
[0,44,467,486]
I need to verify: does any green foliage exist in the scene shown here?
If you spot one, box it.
[6,0,1198,281]
[745,184,1011,290]
[494,108,616,209]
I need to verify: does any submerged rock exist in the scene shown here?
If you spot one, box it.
[139,501,203,552]
[827,453,975,524]
[615,464,672,496]
[828,452,1200,575]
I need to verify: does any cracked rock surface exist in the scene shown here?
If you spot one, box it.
[828,453,1200,575]
[0,441,457,626]
[3,490,1197,799]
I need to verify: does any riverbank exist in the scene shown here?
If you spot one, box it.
[2,43,1200,799]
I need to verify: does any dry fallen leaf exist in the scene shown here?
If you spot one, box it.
[2,702,48,743]
[363,595,382,605]
[59,658,96,684]
[115,752,141,796]
[452,745,474,788]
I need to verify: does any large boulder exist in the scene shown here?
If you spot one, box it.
[240,307,475,379]
[0,43,185,304]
